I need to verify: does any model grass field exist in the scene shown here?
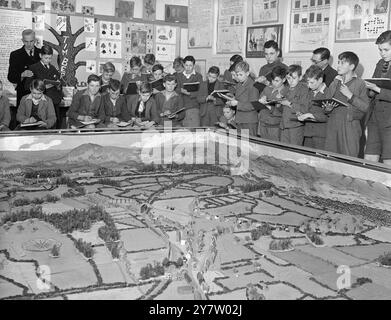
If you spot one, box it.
[0,132,391,300]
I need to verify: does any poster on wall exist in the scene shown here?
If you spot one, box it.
[289,0,331,52]
[156,44,176,62]
[100,40,122,59]
[115,0,135,18]
[31,1,45,13]
[32,14,45,31]
[0,10,32,95]
[85,37,97,52]
[156,25,177,45]
[82,6,95,16]
[51,0,75,14]
[124,22,154,65]
[253,0,279,24]
[246,24,283,58]
[100,21,122,40]
[188,0,214,48]
[131,30,147,55]
[216,0,245,54]
[336,0,390,42]
[0,0,25,9]
[165,5,188,24]
[143,0,156,21]
[84,18,95,33]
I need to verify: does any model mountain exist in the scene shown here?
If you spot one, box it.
[48,143,141,165]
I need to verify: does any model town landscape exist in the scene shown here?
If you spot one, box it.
[1,141,391,300]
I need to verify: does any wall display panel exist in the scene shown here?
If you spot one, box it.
[289,0,331,52]
[336,0,390,42]
[165,4,188,24]
[51,0,76,14]
[252,0,279,24]
[246,24,283,58]
[143,0,156,21]
[188,0,214,48]
[115,0,135,19]
[216,0,245,54]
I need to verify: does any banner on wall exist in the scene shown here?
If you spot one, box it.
[216,0,245,54]
[0,10,32,95]
[289,0,331,52]
[336,0,390,42]
[188,0,214,48]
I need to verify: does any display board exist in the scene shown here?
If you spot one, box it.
[188,0,214,49]
[252,0,279,24]
[289,0,331,52]
[246,24,283,58]
[216,0,245,54]
[336,0,390,42]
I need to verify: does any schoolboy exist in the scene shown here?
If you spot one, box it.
[127,82,159,127]
[0,81,11,131]
[100,79,130,127]
[258,66,288,141]
[365,30,391,166]
[217,105,237,130]
[142,54,156,74]
[150,64,165,95]
[176,55,203,127]
[99,62,115,94]
[299,65,330,150]
[67,74,104,129]
[120,56,148,97]
[17,79,56,129]
[155,74,185,127]
[226,61,259,136]
[325,52,369,157]
[198,66,225,127]
[280,65,310,146]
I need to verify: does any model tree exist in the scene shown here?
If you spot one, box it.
[44,16,93,87]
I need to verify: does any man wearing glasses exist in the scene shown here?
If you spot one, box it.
[311,48,338,87]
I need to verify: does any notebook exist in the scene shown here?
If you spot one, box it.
[150,78,165,91]
[183,82,200,92]
[125,82,139,95]
[364,78,391,90]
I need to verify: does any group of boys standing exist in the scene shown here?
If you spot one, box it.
[2,29,391,166]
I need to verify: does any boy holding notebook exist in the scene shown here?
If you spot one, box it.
[120,56,148,98]
[325,52,369,157]
[198,66,225,127]
[176,55,203,127]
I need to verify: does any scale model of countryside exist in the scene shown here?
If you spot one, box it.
[0,131,391,300]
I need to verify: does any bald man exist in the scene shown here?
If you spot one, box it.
[8,29,41,107]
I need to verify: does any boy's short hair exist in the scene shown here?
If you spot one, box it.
[139,82,152,94]
[129,56,142,68]
[87,74,101,84]
[264,40,279,51]
[223,105,237,113]
[30,79,45,92]
[163,74,177,83]
[305,65,324,80]
[235,61,250,73]
[288,64,302,77]
[108,79,121,91]
[173,57,184,67]
[230,55,243,64]
[103,62,115,72]
[229,62,238,73]
[152,64,164,73]
[208,66,220,75]
[40,45,53,56]
[183,55,196,65]
[338,51,359,70]
[376,30,391,45]
[271,66,287,80]
[312,47,331,61]
[144,53,156,65]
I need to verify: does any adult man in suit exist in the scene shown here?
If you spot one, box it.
[7,29,40,129]
[311,48,338,87]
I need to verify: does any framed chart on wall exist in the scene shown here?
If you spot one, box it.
[252,0,279,24]
[336,0,390,42]
[246,24,283,58]
[289,0,331,52]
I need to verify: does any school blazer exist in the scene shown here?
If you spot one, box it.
[154,92,185,126]
[100,94,130,123]
[67,89,103,121]
[197,80,225,118]
[304,88,329,138]
[16,94,56,128]
[0,96,11,127]
[127,95,160,124]
[233,78,259,124]
[27,62,63,105]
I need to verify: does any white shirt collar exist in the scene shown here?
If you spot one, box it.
[183,70,196,79]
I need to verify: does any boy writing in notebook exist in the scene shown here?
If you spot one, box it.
[155,74,185,127]
[226,62,259,136]
[279,65,310,146]
[298,65,330,150]
[325,52,369,157]
[176,55,203,127]
[258,66,288,141]
[101,79,130,128]
[198,66,225,127]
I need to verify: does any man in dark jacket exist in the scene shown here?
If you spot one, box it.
[7,29,40,129]
[311,47,338,87]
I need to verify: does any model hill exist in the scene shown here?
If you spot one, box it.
[47,143,141,165]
